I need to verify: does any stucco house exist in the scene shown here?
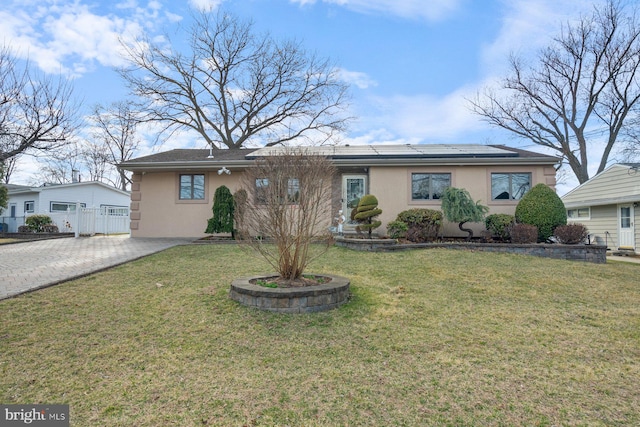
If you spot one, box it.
[1,181,131,233]
[120,144,559,239]
[561,163,640,254]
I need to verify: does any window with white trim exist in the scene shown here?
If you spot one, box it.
[567,207,590,220]
[24,201,35,213]
[50,202,86,212]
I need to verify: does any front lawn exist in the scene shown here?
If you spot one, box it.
[1,245,638,426]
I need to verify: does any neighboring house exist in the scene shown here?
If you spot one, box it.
[561,163,640,254]
[1,181,131,233]
[120,144,559,239]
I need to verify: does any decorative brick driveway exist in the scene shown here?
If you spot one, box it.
[0,235,192,300]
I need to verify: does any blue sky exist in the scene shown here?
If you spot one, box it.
[0,0,607,193]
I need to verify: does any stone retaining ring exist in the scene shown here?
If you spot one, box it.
[230,273,350,313]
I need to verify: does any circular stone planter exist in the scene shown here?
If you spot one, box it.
[230,273,350,313]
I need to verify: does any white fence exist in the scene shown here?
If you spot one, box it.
[1,205,130,236]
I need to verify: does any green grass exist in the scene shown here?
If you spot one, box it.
[1,245,639,426]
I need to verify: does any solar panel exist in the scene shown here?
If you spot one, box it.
[249,144,515,158]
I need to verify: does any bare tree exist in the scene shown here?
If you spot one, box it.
[118,10,350,151]
[31,141,82,185]
[89,102,141,190]
[0,45,78,162]
[1,154,19,183]
[237,148,336,283]
[469,0,640,184]
[80,139,112,184]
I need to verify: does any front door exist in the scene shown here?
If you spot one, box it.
[342,175,367,222]
[618,204,635,250]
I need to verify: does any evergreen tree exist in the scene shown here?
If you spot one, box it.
[205,185,234,235]
[354,194,383,239]
[441,187,488,241]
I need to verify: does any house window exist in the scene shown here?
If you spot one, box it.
[491,173,531,200]
[411,173,451,200]
[179,174,205,200]
[567,207,590,220]
[255,177,300,204]
[24,201,35,213]
[50,202,86,212]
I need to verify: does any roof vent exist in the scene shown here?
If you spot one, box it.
[207,146,214,159]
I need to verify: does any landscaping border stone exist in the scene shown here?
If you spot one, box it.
[334,236,607,263]
[230,273,350,313]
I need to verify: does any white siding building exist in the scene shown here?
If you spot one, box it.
[2,181,130,234]
[561,164,640,253]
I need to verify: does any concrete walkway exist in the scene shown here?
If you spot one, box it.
[0,235,193,300]
[607,254,640,264]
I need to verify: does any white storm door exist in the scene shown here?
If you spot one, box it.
[618,205,635,249]
[342,175,367,221]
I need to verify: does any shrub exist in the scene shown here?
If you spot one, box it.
[396,208,443,229]
[205,185,234,235]
[41,224,59,233]
[509,223,538,244]
[25,215,53,232]
[406,225,437,243]
[441,187,488,240]
[387,220,408,239]
[394,208,442,242]
[554,223,589,244]
[354,194,382,238]
[515,184,567,242]
[485,214,515,241]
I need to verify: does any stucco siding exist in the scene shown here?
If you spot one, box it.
[369,164,555,237]
[131,171,244,238]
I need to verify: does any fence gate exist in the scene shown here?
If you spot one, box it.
[47,206,130,236]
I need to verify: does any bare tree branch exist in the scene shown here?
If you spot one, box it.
[118,10,350,150]
[236,148,336,281]
[0,45,79,163]
[88,101,142,190]
[469,0,640,184]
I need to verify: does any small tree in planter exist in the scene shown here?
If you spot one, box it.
[354,194,382,239]
[441,187,488,241]
[236,148,336,284]
[205,185,234,237]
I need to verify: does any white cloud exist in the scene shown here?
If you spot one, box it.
[188,0,224,13]
[291,0,461,21]
[336,68,377,89]
[481,0,605,76]
[351,84,486,144]
[0,0,171,77]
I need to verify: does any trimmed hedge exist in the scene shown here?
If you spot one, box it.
[515,184,567,242]
[485,214,515,241]
[394,208,442,242]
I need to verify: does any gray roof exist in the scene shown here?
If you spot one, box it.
[120,144,559,172]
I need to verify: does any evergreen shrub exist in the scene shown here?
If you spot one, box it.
[485,214,515,241]
[515,184,567,242]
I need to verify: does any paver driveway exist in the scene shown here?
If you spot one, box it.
[0,235,192,300]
